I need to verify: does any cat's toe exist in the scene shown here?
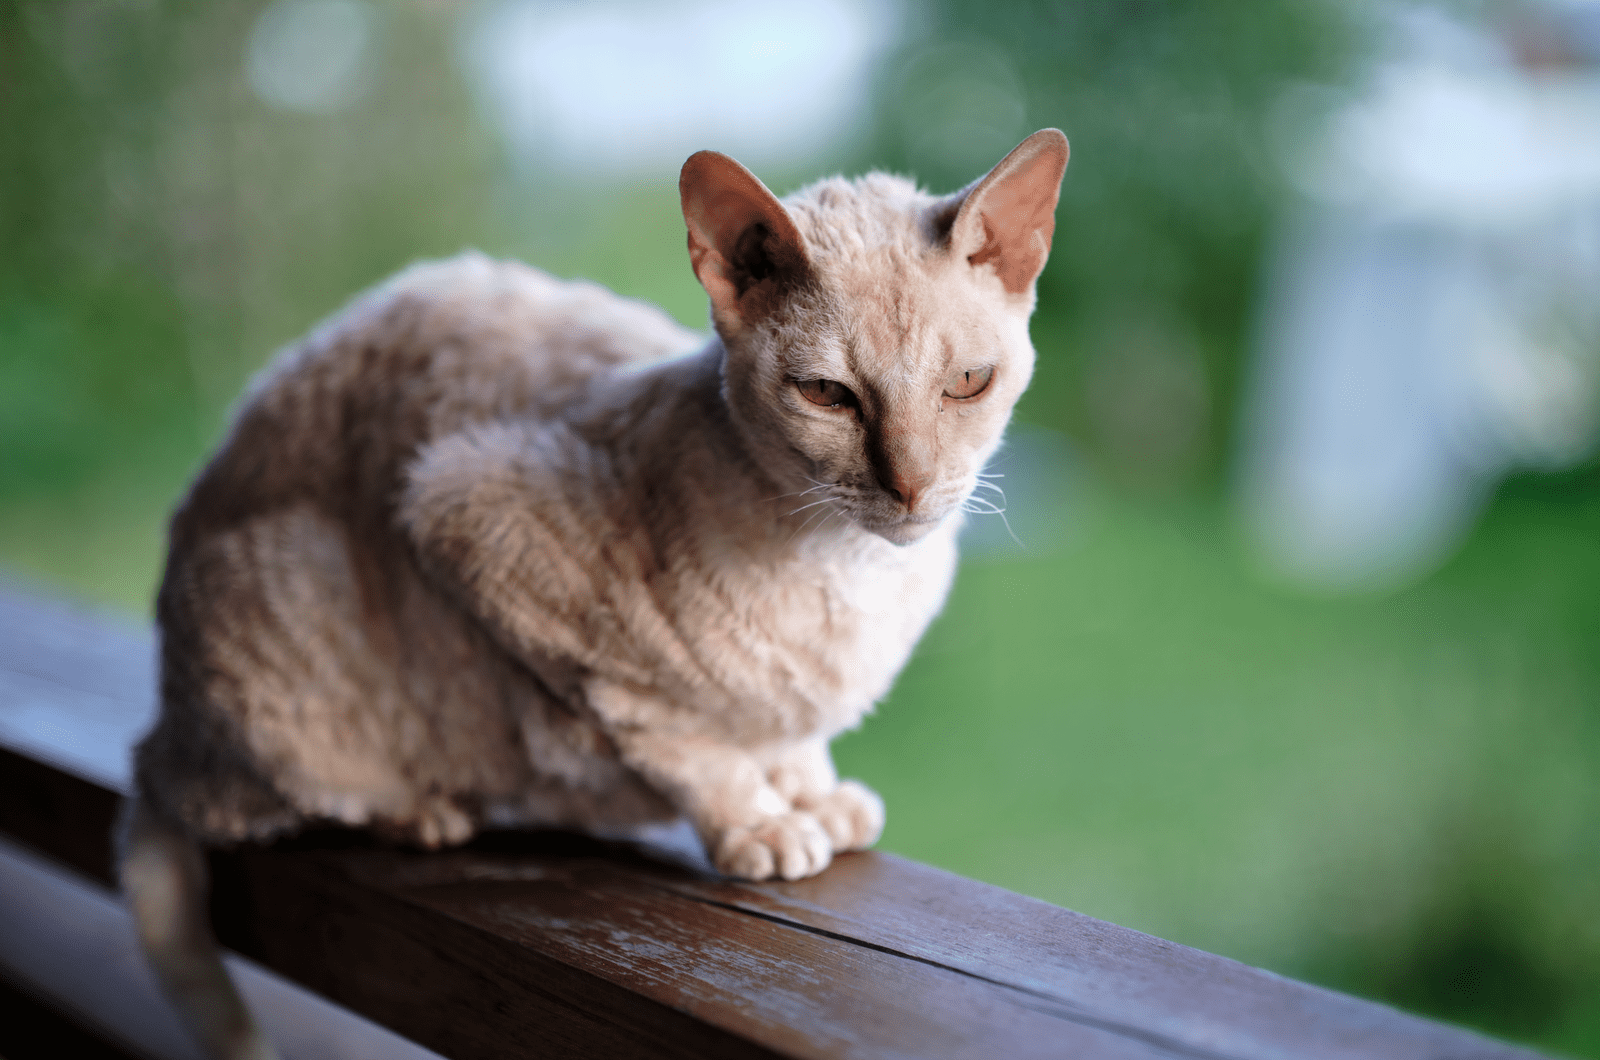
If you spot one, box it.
[716,830,775,880]
[413,798,475,849]
[766,761,806,803]
[774,813,833,879]
[805,779,884,852]
[713,812,833,881]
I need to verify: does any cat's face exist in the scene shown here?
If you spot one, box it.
[681,131,1068,545]
[725,250,1036,545]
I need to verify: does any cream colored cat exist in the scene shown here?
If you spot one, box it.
[121,130,1068,1060]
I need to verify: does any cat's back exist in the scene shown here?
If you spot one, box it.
[180,253,701,531]
[143,253,700,842]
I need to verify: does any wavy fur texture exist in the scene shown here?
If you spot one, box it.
[123,131,1067,1059]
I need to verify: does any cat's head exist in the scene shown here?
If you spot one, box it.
[680,130,1068,545]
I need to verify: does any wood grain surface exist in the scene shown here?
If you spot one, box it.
[0,585,1548,1059]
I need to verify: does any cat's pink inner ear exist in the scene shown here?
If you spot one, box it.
[950,129,1070,295]
[679,151,808,324]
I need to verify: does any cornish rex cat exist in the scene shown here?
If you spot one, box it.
[122,129,1069,1060]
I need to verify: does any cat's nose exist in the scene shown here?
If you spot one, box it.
[880,467,935,512]
[869,424,937,512]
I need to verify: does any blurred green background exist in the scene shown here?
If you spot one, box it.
[3,1,1597,1054]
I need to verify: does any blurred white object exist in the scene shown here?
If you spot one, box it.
[462,0,899,172]
[1243,4,1600,589]
[1299,68,1600,227]
[246,0,379,115]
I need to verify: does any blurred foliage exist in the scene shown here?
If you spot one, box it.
[0,0,701,598]
[1,1,1596,1055]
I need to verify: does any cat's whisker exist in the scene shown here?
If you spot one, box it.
[787,497,836,519]
[961,494,1024,546]
[793,510,830,543]
[787,500,839,544]
[761,481,833,504]
[961,498,1024,546]
[976,472,1005,480]
[995,508,1024,547]
[973,480,1008,504]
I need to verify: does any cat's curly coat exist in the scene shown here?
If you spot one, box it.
[122,130,1067,1060]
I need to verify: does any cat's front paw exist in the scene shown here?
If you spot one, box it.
[412,797,475,849]
[713,812,832,881]
[801,779,884,853]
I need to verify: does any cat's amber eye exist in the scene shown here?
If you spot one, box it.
[797,379,856,409]
[943,365,994,401]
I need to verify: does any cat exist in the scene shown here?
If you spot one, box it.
[120,129,1068,1060]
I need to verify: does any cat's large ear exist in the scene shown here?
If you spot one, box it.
[937,129,1069,296]
[680,151,811,332]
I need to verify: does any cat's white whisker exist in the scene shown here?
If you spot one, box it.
[961,498,1024,546]
[787,499,839,544]
[973,480,1008,504]
[762,481,834,504]
[793,511,829,542]
[787,496,837,519]
[995,508,1024,546]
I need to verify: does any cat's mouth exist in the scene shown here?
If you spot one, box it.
[859,512,945,546]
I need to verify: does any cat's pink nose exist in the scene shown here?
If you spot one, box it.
[870,428,936,512]
[882,468,934,512]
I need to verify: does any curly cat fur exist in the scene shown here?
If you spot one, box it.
[122,131,1067,1060]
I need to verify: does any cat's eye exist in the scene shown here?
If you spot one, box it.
[943,365,994,401]
[797,379,856,409]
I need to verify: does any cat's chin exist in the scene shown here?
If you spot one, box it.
[861,514,945,546]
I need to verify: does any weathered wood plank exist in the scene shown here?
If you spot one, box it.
[210,840,1173,1060]
[0,829,443,1060]
[633,855,1461,1060]
[208,838,793,1060]
[0,584,1548,1060]
[0,743,120,883]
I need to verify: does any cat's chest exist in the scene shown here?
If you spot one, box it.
[720,525,960,731]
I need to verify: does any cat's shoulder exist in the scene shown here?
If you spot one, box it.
[324,250,701,368]
[232,252,704,450]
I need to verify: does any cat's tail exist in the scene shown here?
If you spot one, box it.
[119,798,280,1060]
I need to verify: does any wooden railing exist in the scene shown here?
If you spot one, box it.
[0,584,1544,1060]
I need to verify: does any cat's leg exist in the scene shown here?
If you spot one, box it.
[604,725,832,881]
[765,738,885,854]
